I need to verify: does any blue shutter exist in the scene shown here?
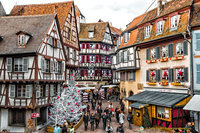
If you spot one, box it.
[156,46,161,59]
[146,70,149,82]
[184,67,188,82]
[183,41,188,55]
[197,64,200,84]
[169,68,174,82]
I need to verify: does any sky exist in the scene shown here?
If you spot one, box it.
[1,0,157,30]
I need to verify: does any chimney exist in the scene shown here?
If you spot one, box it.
[157,0,162,16]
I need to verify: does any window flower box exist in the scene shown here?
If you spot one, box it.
[171,56,184,61]
[147,82,157,86]
[159,57,168,62]
[146,59,157,64]
[159,79,168,86]
[171,82,184,86]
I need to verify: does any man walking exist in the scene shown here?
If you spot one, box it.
[102,112,108,130]
[116,124,124,133]
[127,112,133,129]
[115,107,120,123]
[90,113,95,131]
[83,112,90,131]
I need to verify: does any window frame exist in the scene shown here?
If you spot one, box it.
[18,34,25,46]
[145,25,151,38]
[157,107,170,120]
[161,68,169,81]
[157,21,164,35]
[175,67,184,82]
[161,45,168,58]
[175,42,184,56]
[170,15,178,31]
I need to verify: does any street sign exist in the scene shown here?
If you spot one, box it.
[32,113,40,118]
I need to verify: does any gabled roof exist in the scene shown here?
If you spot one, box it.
[79,22,109,42]
[0,14,55,55]
[126,91,190,108]
[139,0,193,25]
[0,1,6,16]
[110,26,122,35]
[191,1,200,27]
[10,1,74,30]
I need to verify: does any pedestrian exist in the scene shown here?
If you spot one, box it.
[108,102,113,109]
[121,102,125,112]
[108,109,112,122]
[92,99,96,110]
[102,112,108,130]
[70,124,75,133]
[62,124,68,133]
[90,113,95,131]
[104,107,109,114]
[95,110,100,128]
[116,124,124,133]
[115,107,120,123]
[105,124,113,133]
[119,111,125,125]
[83,112,90,131]
[119,97,123,106]
[127,112,133,129]
[87,104,90,115]
[97,100,102,106]
[54,124,61,133]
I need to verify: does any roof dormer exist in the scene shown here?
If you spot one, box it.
[16,31,32,48]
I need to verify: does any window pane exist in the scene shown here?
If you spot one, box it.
[158,107,161,118]
[196,33,200,39]
[197,40,200,50]
[162,107,166,119]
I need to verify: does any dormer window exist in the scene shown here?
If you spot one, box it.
[88,31,94,38]
[124,32,129,43]
[145,25,151,38]
[18,35,25,45]
[16,31,31,48]
[170,15,178,31]
[157,21,164,35]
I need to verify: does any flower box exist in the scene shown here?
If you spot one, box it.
[147,82,157,86]
[146,59,157,64]
[171,82,183,86]
[159,82,169,86]
[159,58,168,62]
[171,56,184,61]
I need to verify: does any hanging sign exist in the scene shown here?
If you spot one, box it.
[32,113,40,118]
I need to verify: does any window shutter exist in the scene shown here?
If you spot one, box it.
[168,44,171,57]
[9,85,15,98]
[96,43,99,49]
[87,55,89,62]
[183,41,188,55]
[121,52,124,63]
[45,85,49,97]
[133,71,136,81]
[7,58,12,72]
[196,64,200,84]
[169,68,174,82]
[184,67,188,82]
[23,58,29,72]
[156,46,161,59]
[95,55,99,63]
[50,85,54,96]
[57,84,61,96]
[61,62,64,73]
[50,60,54,73]
[100,55,102,63]
[41,58,45,72]
[156,69,161,82]
[86,43,89,49]
[82,55,85,63]
[146,48,149,60]
[146,70,149,82]
[127,51,130,61]
[171,44,174,57]
[25,85,32,98]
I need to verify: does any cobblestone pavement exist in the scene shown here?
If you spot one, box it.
[76,99,169,133]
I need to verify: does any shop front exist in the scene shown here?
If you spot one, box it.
[126,91,191,130]
[184,95,200,131]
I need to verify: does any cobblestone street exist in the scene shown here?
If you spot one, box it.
[76,99,168,133]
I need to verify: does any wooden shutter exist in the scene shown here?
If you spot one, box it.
[9,85,15,97]
[83,43,85,49]
[146,70,149,82]
[100,44,103,49]
[169,68,174,82]
[50,85,54,96]
[127,51,130,61]
[95,69,98,76]
[87,55,89,62]
[96,43,99,49]
[156,46,161,59]
[146,48,149,60]
[95,55,99,63]
[7,58,12,72]
[156,69,161,82]
[61,62,64,73]
[25,85,32,98]
[50,60,54,73]
[171,44,174,57]
[82,55,85,63]
[100,55,102,63]
[86,43,89,49]
[41,58,45,72]
[23,58,29,72]
[183,41,188,55]
[184,67,188,82]
[45,85,49,97]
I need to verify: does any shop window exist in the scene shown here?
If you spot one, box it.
[157,107,169,119]
[162,45,168,58]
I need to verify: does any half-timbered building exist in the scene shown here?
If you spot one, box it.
[0,14,65,132]
[77,22,114,88]
[10,1,80,83]
[126,0,192,130]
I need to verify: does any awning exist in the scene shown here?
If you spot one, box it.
[129,102,149,109]
[126,91,190,108]
[184,95,200,112]
[78,87,96,90]
[101,85,117,88]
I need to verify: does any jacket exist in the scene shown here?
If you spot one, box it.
[54,126,61,133]
[83,114,89,123]
[116,126,124,133]
[62,126,68,133]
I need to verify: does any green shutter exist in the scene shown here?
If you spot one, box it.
[183,41,188,55]
[156,69,161,82]
[171,44,174,57]
[169,68,174,82]
[156,46,161,59]
[168,44,171,57]
[133,71,136,81]
[146,48,149,60]
[184,67,188,82]
[146,70,149,82]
